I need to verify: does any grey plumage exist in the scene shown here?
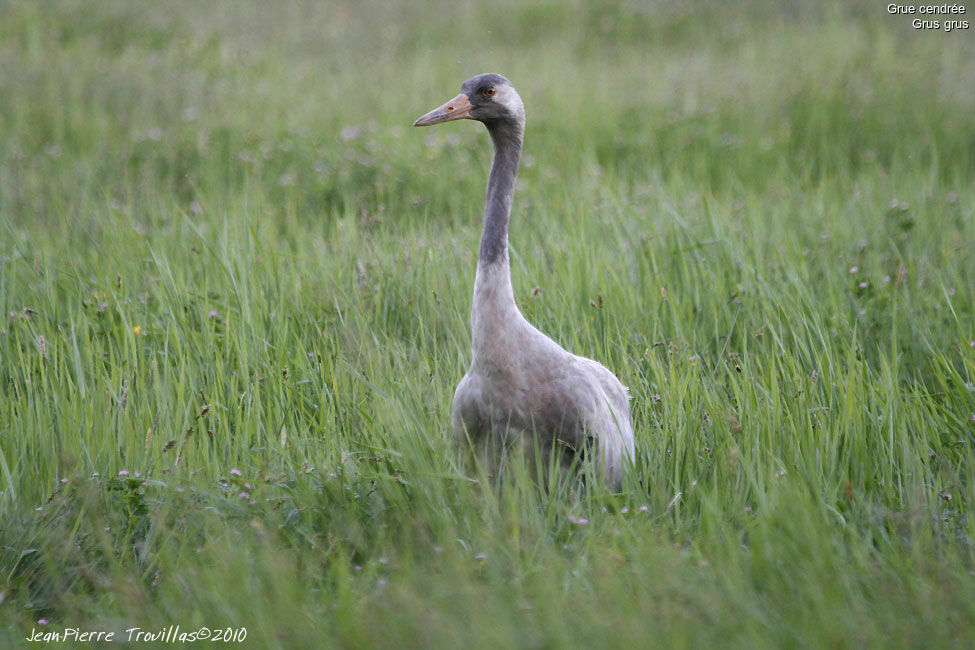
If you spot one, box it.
[414,74,635,489]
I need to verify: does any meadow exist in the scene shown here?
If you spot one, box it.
[1,0,974,646]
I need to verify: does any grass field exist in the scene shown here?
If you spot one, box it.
[2,0,974,646]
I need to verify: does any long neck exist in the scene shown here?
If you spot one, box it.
[479,122,522,266]
[471,119,523,356]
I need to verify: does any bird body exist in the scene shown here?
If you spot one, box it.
[414,74,634,489]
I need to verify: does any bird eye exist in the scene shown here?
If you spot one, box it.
[482,87,495,97]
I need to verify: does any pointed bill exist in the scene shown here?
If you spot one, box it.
[413,93,474,126]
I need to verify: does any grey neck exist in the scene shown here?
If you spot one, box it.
[478,120,523,267]
[469,118,524,359]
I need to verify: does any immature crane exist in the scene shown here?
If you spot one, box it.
[414,74,634,489]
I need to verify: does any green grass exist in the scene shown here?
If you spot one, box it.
[2,0,974,646]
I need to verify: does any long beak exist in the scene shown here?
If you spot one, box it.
[413,93,474,127]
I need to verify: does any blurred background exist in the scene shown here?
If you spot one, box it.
[2,0,972,229]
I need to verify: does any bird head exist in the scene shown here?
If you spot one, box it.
[413,73,524,128]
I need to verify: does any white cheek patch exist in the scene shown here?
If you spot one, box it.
[494,86,525,122]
